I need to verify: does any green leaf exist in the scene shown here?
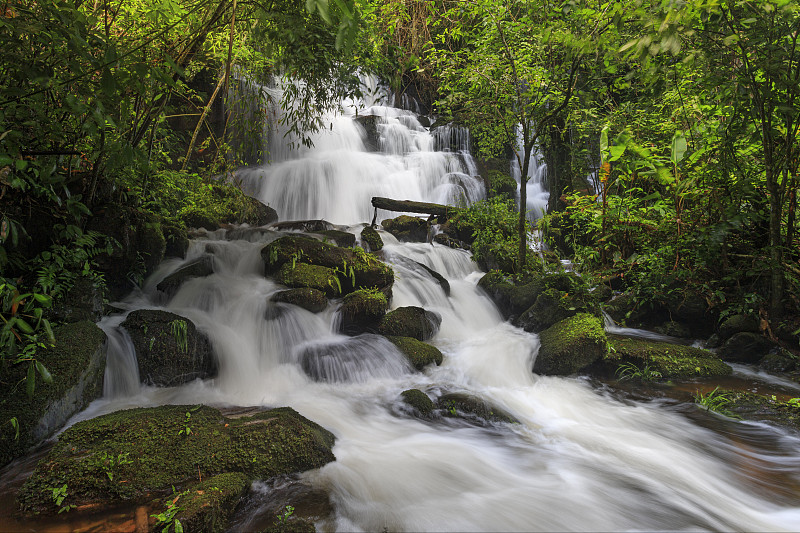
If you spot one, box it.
[600,125,610,161]
[15,317,33,334]
[175,519,184,533]
[670,133,687,165]
[35,361,53,384]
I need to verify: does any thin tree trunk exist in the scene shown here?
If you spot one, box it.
[518,145,531,274]
[181,74,225,171]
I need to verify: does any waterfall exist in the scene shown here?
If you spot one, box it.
[84,81,800,532]
[512,125,550,222]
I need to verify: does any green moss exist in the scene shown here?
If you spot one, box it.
[385,336,443,370]
[16,406,335,515]
[180,207,220,231]
[535,313,607,375]
[0,321,106,468]
[261,235,350,275]
[378,307,441,341]
[317,230,355,248]
[437,393,517,424]
[276,263,341,298]
[360,226,383,251]
[400,389,434,416]
[271,288,328,313]
[171,472,250,533]
[725,391,800,430]
[381,215,428,242]
[605,335,732,379]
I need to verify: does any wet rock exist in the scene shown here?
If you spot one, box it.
[271,220,333,233]
[603,293,653,327]
[718,314,760,342]
[437,393,517,424]
[432,233,463,249]
[415,261,450,296]
[16,406,336,516]
[400,389,435,416]
[378,306,441,341]
[299,335,410,382]
[438,219,476,246]
[727,391,800,431]
[232,196,278,226]
[385,336,443,370]
[360,225,383,252]
[381,215,429,243]
[173,472,250,532]
[353,115,380,152]
[122,309,216,386]
[317,230,355,248]
[534,313,607,375]
[276,263,341,298]
[0,321,106,468]
[515,287,597,333]
[654,321,692,339]
[599,335,732,379]
[718,332,777,364]
[477,271,516,317]
[156,256,214,297]
[338,289,388,335]
[271,288,328,314]
[759,351,797,373]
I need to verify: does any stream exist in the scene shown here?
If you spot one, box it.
[6,88,800,532]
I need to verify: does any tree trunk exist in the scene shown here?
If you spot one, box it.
[518,145,531,273]
[765,166,785,321]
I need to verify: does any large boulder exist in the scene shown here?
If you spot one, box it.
[381,215,429,243]
[378,306,441,341]
[534,313,607,375]
[599,335,732,379]
[718,332,778,364]
[360,225,384,252]
[515,287,597,333]
[48,276,104,323]
[384,336,443,370]
[156,255,214,297]
[16,406,336,517]
[437,392,517,424]
[0,321,106,468]
[338,289,388,335]
[271,288,328,314]
[276,263,342,298]
[400,389,435,416]
[121,310,216,386]
[718,314,761,342]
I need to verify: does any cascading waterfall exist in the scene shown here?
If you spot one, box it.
[512,125,550,222]
[82,85,800,532]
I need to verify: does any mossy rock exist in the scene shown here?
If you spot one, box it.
[317,230,355,248]
[122,309,216,386]
[666,292,716,337]
[601,335,732,379]
[47,276,104,324]
[16,406,336,516]
[654,320,692,339]
[385,336,443,370]
[400,389,434,416]
[261,235,394,296]
[338,289,388,335]
[181,207,221,231]
[156,256,214,297]
[477,271,516,317]
[276,263,341,298]
[0,321,106,468]
[381,215,428,243]
[360,225,383,252]
[515,287,597,333]
[170,472,250,533]
[270,288,328,314]
[271,220,332,233]
[718,332,778,364]
[718,314,760,342]
[759,351,797,373]
[534,313,607,375]
[227,196,278,227]
[437,393,517,424]
[486,169,517,199]
[262,519,317,533]
[378,307,441,341]
[725,391,800,430]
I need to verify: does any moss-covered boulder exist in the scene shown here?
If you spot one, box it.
[0,321,106,468]
[437,393,517,424]
[317,230,355,248]
[385,336,443,370]
[718,314,761,342]
[400,389,435,416]
[725,391,800,431]
[600,335,732,379]
[181,207,221,231]
[718,332,778,364]
[271,220,332,233]
[534,313,607,375]
[261,236,394,297]
[121,310,216,386]
[378,306,441,341]
[16,405,336,516]
[156,256,214,297]
[515,287,597,333]
[48,276,104,324]
[338,289,388,335]
[271,288,328,314]
[381,215,428,243]
[229,196,278,227]
[360,225,383,252]
[666,292,716,337]
[276,263,341,298]
[477,271,517,317]
[759,351,797,373]
[170,472,250,533]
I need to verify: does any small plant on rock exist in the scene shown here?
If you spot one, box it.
[615,362,662,382]
[694,387,739,419]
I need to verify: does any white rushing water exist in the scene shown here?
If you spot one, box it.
[80,91,800,532]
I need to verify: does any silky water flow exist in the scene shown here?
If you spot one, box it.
[79,96,800,532]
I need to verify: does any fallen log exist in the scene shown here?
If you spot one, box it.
[371,197,459,217]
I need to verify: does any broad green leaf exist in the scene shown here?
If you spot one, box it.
[670,133,687,165]
[36,361,52,384]
[26,363,35,398]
